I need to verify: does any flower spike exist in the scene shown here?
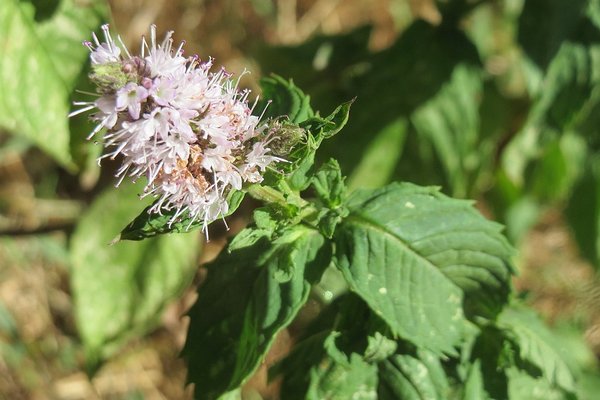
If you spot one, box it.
[72,25,281,234]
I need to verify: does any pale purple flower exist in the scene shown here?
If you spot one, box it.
[94,96,119,129]
[71,24,281,234]
[116,83,149,119]
[149,77,177,106]
[143,30,187,77]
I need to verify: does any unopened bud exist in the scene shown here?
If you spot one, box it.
[89,62,130,93]
[266,119,305,157]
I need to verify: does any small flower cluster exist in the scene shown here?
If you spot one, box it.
[72,25,282,233]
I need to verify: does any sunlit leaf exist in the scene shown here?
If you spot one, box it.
[335,183,513,354]
[508,368,572,400]
[305,332,378,400]
[282,100,352,191]
[378,350,450,400]
[0,0,107,169]
[498,304,576,393]
[503,42,600,186]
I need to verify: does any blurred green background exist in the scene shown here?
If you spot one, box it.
[2,0,600,398]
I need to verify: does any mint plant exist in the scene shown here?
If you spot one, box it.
[69,25,579,399]
[4,1,600,398]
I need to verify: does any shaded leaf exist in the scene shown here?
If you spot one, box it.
[274,294,385,400]
[462,360,489,400]
[323,21,480,181]
[411,64,484,198]
[257,21,480,185]
[182,225,331,400]
[566,156,600,268]
[518,0,588,70]
[435,0,490,22]
[259,75,314,123]
[119,190,245,241]
[70,182,200,365]
[468,326,512,400]
[347,118,408,191]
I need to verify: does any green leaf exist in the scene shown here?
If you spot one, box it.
[529,132,587,202]
[364,332,397,363]
[462,360,489,400]
[300,99,353,139]
[274,295,386,400]
[284,100,352,191]
[348,118,408,191]
[0,0,107,169]
[36,0,108,92]
[566,156,600,269]
[334,183,513,354]
[498,304,576,393]
[273,326,332,399]
[541,43,600,132]
[468,326,512,400]
[503,42,600,186]
[227,208,279,251]
[504,196,542,245]
[182,225,331,400]
[119,189,245,240]
[411,64,484,198]
[311,159,349,238]
[435,0,489,22]
[259,75,314,123]
[378,350,450,400]
[70,182,200,365]
[312,159,346,207]
[322,21,480,183]
[305,332,378,400]
[518,0,588,70]
[507,368,573,400]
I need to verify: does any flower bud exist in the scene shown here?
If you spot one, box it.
[89,62,131,93]
[265,119,306,157]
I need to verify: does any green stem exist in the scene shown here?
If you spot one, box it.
[246,184,319,225]
[246,184,288,205]
[246,183,310,208]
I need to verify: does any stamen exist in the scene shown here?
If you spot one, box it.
[117,34,132,58]
[68,105,95,118]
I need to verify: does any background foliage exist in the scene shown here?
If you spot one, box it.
[2,0,600,399]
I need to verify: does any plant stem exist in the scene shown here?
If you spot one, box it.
[246,183,319,225]
[246,184,289,205]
